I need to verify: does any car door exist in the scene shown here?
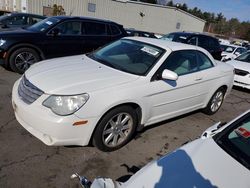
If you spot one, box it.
[82,21,111,53]
[194,50,219,101]
[146,50,207,125]
[44,20,84,58]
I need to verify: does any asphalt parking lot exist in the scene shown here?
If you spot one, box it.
[0,65,249,188]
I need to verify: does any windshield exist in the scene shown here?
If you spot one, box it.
[235,51,250,63]
[214,112,250,169]
[88,39,164,76]
[27,17,60,32]
[221,45,236,53]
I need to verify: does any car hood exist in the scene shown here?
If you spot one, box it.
[25,55,139,95]
[122,138,250,188]
[227,59,250,71]
[0,28,37,36]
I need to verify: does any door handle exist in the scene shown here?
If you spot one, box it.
[195,78,203,81]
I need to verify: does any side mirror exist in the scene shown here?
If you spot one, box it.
[234,52,240,56]
[70,173,91,188]
[50,28,60,36]
[161,69,178,80]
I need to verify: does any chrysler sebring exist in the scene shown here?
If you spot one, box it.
[12,37,234,151]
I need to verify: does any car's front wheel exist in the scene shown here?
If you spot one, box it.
[93,106,137,152]
[9,47,40,74]
[203,88,226,115]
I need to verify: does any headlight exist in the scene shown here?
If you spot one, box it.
[0,39,6,46]
[43,94,89,116]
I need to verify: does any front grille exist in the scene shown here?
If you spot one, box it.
[18,75,44,104]
[234,69,249,76]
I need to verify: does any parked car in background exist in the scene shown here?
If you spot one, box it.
[161,32,222,60]
[0,10,11,16]
[227,51,250,89]
[126,29,157,38]
[218,38,230,45]
[0,12,46,30]
[245,45,250,51]
[220,44,247,62]
[75,109,250,188]
[0,16,127,73]
[12,37,234,152]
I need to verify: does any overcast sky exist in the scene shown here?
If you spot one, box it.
[158,0,250,22]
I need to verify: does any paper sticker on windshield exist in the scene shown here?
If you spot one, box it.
[141,47,159,56]
[45,21,53,25]
[235,127,250,139]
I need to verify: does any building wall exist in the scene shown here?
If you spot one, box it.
[2,0,205,34]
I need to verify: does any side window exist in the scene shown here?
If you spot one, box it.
[5,16,28,25]
[28,16,44,25]
[187,36,198,45]
[198,36,209,50]
[54,21,81,35]
[161,50,198,76]
[110,25,121,35]
[84,22,107,35]
[235,48,246,54]
[196,51,214,70]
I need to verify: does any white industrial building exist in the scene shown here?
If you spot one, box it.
[0,0,206,34]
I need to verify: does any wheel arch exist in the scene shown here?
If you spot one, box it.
[6,43,45,63]
[208,85,228,103]
[89,102,143,145]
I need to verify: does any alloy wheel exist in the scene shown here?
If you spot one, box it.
[15,52,36,72]
[210,91,223,112]
[102,113,133,147]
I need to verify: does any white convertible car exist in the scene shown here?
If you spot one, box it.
[227,51,250,89]
[12,37,234,151]
[74,109,250,188]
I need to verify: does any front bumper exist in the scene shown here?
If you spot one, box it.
[12,79,98,146]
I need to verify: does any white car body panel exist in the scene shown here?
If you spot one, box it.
[12,37,234,146]
[89,110,250,188]
[121,138,250,188]
[89,144,250,188]
[25,55,140,95]
[227,59,250,89]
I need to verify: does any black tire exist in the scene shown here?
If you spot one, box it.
[93,106,138,152]
[203,88,226,115]
[9,47,40,74]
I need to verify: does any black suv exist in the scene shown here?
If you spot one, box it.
[126,29,157,38]
[161,32,222,60]
[0,16,127,73]
[0,12,46,30]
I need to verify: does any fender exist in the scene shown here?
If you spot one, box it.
[6,43,45,62]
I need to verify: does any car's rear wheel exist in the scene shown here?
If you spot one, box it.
[9,47,40,74]
[203,88,225,115]
[93,106,137,152]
